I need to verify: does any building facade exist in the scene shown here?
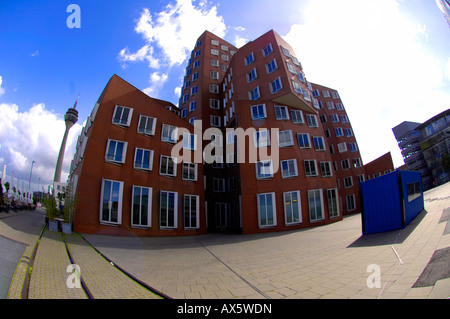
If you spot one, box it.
[363,152,395,180]
[70,30,366,236]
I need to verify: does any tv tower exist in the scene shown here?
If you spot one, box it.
[53,95,79,183]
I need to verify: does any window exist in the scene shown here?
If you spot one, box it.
[281,46,291,57]
[263,43,273,57]
[161,124,178,143]
[249,86,261,100]
[221,54,229,61]
[213,178,226,192]
[274,105,289,120]
[131,186,152,228]
[112,105,133,127]
[340,115,349,123]
[327,189,339,218]
[100,179,123,225]
[137,115,156,136]
[302,89,311,101]
[330,114,339,123]
[210,98,220,109]
[325,129,331,138]
[336,103,344,111]
[160,191,178,229]
[322,90,330,97]
[357,174,365,184]
[211,48,219,56]
[320,161,333,177]
[254,130,270,148]
[189,101,197,112]
[312,89,320,97]
[245,52,255,65]
[338,142,347,153]
[284,191,301,225]
[346,194,356,211]
[191,85,198,95]
[184,195,199,229]
[270,77,283,94]
[291,110,304,124]
[192,72,199,81]
[266,59,278,74]
[331,91,339,99]
[349,143,358,152]
[278,130,294,147]
[326,101,335,109]
[281,159,298,178]
[297,133,311,149]
[182,133,197,151]
[215,202,227,228]
[228,177,237,191]
[210,58,219,67]
[134,148,154,171]
[335,128,343,137]
[304,160,318,177]
[194,49,201,57]
[257,192,276,228]
[181,109,188,118]
[256,160,273,179]
[182,162,197,181]
[210,70,219,80]
[221,44,228,51]
[160,155,176,177]
[292,80,302,94]
[297,72,306,83]
[345,128,353,137]
[183,94,189,103]
[344,176,353,188]
[193,61,200,68]
[308,189,324,222]
[209,84,219,94]
[251,104,267,120]
[286,62,297,74]
[210,115,221,127]
[247,68,257,82]
[341,159,350,170]
[211,39,218,46]
[306,114,318,127]
[189,117,197,126]
[353,158,362,168]
[313,136,325,151]
[105,139,127,164]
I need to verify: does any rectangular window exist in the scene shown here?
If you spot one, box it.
[345,128,353,137]
[336,103,344,111]
[100,179,123,225]
[213,178,226,192]
[193,61,200,68]
[353,158,362,168]
[160,155,177,177]
[291,110,304,124]
[338,142,347,153]
[137,115,156,136]
[254,129,270,148]
[313,136,325,151]
[189,100,197,112]
[322,90,330,98]
[181,109,188,118]
[192,72,199,81]
[331,114,339,123]
[131,186,152,228]
[308,189,324,222]
[112,105,133,127]
[134,148,154,171]
[341,159,350,170]
[331,91,339,99]
[326,101,335,109]
[210,70,219,80]
[306,114,318,127]
[245,52,255,66]
[281,159,298,178]
[326,189,339,218]
[297,133,311,149]
[160,191,178,229]
[344,176,353,188]
[249,86,261,100]
[262,43,273,57]
[292,80,302,94]
[278,130,294,147]
[304,160,318,177]
[346,194,356,211]
[182,162,197,181]
[349,143,358,152]
[209,84,219,94]
[211,48,219,56]
[105,139,127,164]
[266,59,278,74]
[270,77,283,94]
[184,194,199,229]
[256,160,274,179]
[284,191,301,225]
[320,161,333,177]
[340,115,349,123]
[210,98,220,109]
[210,58,219,67]
[161,124,178,143]
[274,105,289,120]
[247,68,257,82]
[210,115,221,127]
[335,127,343,137]
[286,62,297,74]
[182,133,197,151]
[257,192,276,228]
[251,104,267,120]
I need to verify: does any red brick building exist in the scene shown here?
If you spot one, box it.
[70,30,366,236]
[364,152,395,180]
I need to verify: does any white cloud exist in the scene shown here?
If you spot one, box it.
[30,50,39,57]
[283,0,450,167]
[120,0,226,68]
[0,103,82,191]
[143,72,169,98]
[0,76,5,96]
[118,45,160,69]
[234,36,249,48]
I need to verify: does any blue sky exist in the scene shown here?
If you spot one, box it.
[1,0,449,193]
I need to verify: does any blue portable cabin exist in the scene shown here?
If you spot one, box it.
[360,170,424,235]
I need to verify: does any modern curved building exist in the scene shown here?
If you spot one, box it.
[70,30,366,236]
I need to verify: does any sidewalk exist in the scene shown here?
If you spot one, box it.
[6,181,450,299]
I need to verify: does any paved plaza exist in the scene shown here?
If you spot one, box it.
[1,181,450,299]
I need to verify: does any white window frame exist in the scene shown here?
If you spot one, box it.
[112,104,133,127]
[251,104,267,120]
[281,159,298,178]
[326,189,340,219]
[274,105,289,120]
[182,162,198,181]
[183,194,200,229]
[134,148,154,171]
[161,124,178,143]
[313,136,326,151]
[270,77,283,94]
[256,160,274,179]
[159,155,177,177]
[306,114,318,127]
[297,133,311,149]
[304,160,318,177]
[245,52,255,66]
[291,110,304,124]
[320,161,333,177]
[344,176,353,188]
[278,130,294,148]
[131,185,152,228]
[105,139,128,164]
[249,86,261,100]
[266,59,278,74]
[257,192,277,228]
[308,189,324,222]
[284,190,302,225]
[262,43,273,57]
[346,194,356,211]
[210,115,221,127]
[254,129,271,148]
[160,191,178,229]
[137,115,157,136]
[100,178,124,225]
[210,98,220,110]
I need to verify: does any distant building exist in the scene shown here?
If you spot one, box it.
[392,108,450,190]
[363,152,395,180]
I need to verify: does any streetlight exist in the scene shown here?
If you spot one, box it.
[28,160,36,203]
